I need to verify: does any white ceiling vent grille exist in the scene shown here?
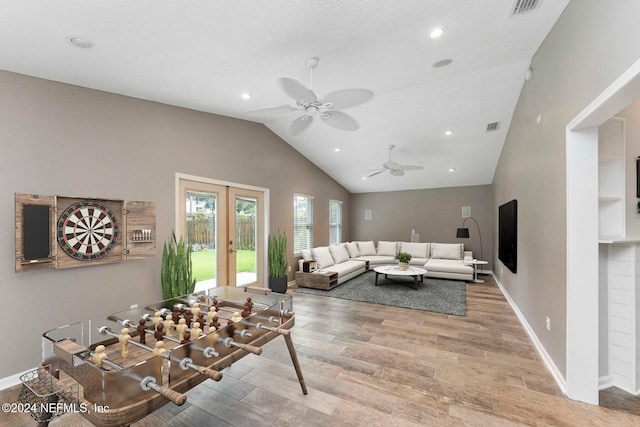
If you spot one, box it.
[511,0,541,16]
[486,122,499,132]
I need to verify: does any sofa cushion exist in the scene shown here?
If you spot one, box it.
[400,242,429,259]
[345,241,360,258]
[300,249,313,262]
[431,243,463,260]
[355,255,396,265]
[329,244,350,264]
[357,241,377,256]
[327,260,366,277]
[311,247,335,268]
[426,258,473,274]
[377,241,397,256]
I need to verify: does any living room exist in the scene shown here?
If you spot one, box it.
[2,1,640,425]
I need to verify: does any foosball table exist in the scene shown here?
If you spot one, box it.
[19,286,306,426]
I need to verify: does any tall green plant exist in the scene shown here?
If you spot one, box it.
[268,229,287,278]
[161,231,196,299]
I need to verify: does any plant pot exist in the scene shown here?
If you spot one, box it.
[269,276,288,294]
[399,262,408,271]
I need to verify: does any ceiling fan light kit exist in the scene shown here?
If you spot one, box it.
[247,57,374,135]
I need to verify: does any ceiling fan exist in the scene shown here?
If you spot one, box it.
[246,57,374,135]
[365,145,424,178]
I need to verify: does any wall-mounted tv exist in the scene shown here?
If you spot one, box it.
[499,199,517,274]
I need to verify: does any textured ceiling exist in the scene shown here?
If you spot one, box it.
[0,0,570,193]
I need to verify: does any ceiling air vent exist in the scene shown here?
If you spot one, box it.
[511,0,541,16]
[486,122,499,132]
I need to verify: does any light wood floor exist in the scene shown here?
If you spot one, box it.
[1,276,639,426]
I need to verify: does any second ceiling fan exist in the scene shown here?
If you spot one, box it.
[247,57,374,135]
[365,145,424,178]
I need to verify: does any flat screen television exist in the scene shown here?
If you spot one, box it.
[498,199,517,274]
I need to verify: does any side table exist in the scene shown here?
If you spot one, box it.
[465,260,488,283]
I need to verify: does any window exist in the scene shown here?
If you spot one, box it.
[293,194,314,254]
[329,200,343,245]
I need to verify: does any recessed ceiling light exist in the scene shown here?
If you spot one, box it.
[445,130,453,136]
[362,177,367,180]
[241,93,251,100]
[449,168,456,172]
[68,37,93,49]
[430,26,446,38]
[334,148,341,152]
[433,59,453,68]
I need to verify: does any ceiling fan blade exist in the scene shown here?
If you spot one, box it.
[365,170,386,178]
[324,89,374,110]
[390,168,405,177]
[321,110,359,131]
[290,115,313,135]
[400,165,424,171]
[383,160,399,169]
[245,105,295,120]
[279,77,317,103]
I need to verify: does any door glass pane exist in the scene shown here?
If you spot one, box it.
[185,191,217,291]
[235,196,257,286]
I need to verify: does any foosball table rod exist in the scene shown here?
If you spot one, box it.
[97,326,223,381]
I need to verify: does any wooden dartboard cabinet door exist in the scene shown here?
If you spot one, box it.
[15,193,56,273]
[124,201,156,260]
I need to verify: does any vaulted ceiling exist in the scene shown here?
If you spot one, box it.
[0,0,570,193]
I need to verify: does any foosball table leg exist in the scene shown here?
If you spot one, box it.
[283,334,308,395]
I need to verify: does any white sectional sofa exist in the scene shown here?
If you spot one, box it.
[298,241,474,285]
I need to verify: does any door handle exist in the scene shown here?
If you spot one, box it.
[229,248,236,253]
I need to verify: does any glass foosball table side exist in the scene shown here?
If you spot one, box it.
[22,287,306,427]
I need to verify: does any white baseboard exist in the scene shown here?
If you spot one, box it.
[492,273,567,395]
[0,369,32,391]
[598,375,613,390]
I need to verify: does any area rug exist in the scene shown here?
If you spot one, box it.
[294,270,466,316]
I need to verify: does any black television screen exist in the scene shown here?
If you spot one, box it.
[499,199,517,274]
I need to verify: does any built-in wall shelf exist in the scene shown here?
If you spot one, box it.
[598,118,626,238]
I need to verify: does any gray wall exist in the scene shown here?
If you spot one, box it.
[351,185,493,268]
[0,70,350,379]
[493,0,640,378]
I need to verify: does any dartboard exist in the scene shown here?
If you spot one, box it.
[57,201,119,260]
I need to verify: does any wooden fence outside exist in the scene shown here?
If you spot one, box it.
[186,215,255,250]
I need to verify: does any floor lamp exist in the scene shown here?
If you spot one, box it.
[456,217,483,268]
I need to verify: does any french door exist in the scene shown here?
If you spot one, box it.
[177,177,264,290]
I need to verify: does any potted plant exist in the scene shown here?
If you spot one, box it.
[161,231,196,300]
[268,229,288,293]
[396,251,412,271]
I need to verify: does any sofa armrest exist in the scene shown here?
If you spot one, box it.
[463,251,473,262]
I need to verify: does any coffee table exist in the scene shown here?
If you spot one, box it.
[373,265,427,290]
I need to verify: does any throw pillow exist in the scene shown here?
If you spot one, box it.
[400,242,428,259]
[377,241,398,256]
[300,249,313,262]
[311,247,335,268]
[431,243,463,260]
[345,242,360,258]
[329,244,350,264]
[357,241,377,256]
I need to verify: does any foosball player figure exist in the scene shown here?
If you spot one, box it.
[190,322,202,339]
[172,306,181,324]
[184,311,193,328]
[231,311,243,323]
[163,317,175,337]
[176,318,188,342]
[245,297,254,311]
[197,312,206,328]
[119,328,132,359]
[181,330,191,346]
[152,341,166,357]
[154,323,165,341]
[137,319,147,344]
[208,314,220,331]
[92,345,108,367]
[207,331,219,347]
[226,320,236,338]
[207,307,217,323]
[211,297,219,310]
[241,307,251,318]
[191,302,200,318]
[152,311,163,328]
